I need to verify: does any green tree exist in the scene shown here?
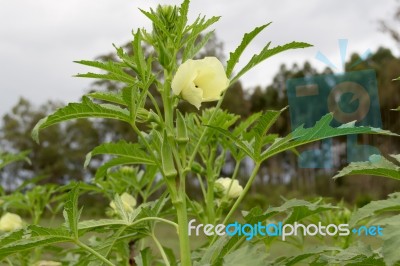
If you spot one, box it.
[1,98,100,187]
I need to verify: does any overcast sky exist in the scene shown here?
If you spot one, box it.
[0,0,398,117]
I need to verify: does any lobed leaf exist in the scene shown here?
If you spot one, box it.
[182,30,215,61]
[226,23,271,77]
[32,97,130,143]
[84,140,154,168]
[86,91,127,106]
[63,183,81,238]
[78,219,129,231]
[333,154,400,180]
[0,226,71,260]
[261,113,398,162]
[252,108,285,160]
[230,41,312,84]
[222,244,268,266]
[206,125,254,158]
[132,30,147,80]
[378,216,400,266]
[176,0,190,36]
[348,192,400,226]
[75,60,135,84]
[95,156,155,179]
[181,16,220,59]
[277,246,341,266]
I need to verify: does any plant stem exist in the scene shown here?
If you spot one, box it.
[161,68,191,265]
[151,233,171,266]
[130,217,179,231]
[75,240,114,266]
[174,198,191,266]
[205,148,217,223]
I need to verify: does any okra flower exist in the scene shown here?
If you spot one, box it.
[0,212,23,232]
[172,57,229,109]
[110,192,137,213]
[215,177,243,199]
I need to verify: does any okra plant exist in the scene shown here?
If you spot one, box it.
[0,1,399,265]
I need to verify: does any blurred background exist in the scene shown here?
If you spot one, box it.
[1,0,400,208]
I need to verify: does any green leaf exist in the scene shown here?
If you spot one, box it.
[378,216,400,266]
[0,150,30,170]
[226,23,271,77]
[231,41,312,84]
[244,198,335,225]
[348,192,400,226]
[182,16,220,59]
[75,60,135,84]
[95,156,155,179]
[63,183,81,238]
[183,30,215,61]
[163,246,177,266]
[132,30,147,79]
[206,125,254,158]
[252,108,285,160]
[176,0,190,37]
[232,112,262,137]
[140,8,170,39]
[277,246,340,266]
[134,247,153,266]
[86,91,127,106]
[32,97,130,143]
[222,244,268,266]
[391,106,400,111]
[314,243,382,266]
[84,140,154,168]
[333,154,400,180]
[78,219,129,231]
[195,236,229,265]
[0,226,71,260]
[261,113,398,161]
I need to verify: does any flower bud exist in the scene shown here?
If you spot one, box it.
[215,177,243,199]
[120,166,135,175]
[176,110,189,144]
[0,212,23,232]
[153,5,178,37]
[110,193,137,213]
[191,162,205,175]
[161,131,178,178]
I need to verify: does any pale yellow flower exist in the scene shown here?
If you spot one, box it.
[0,212,23,232]
[110,192,137,213]
[172,57,229,109]
[215,177,243,199]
